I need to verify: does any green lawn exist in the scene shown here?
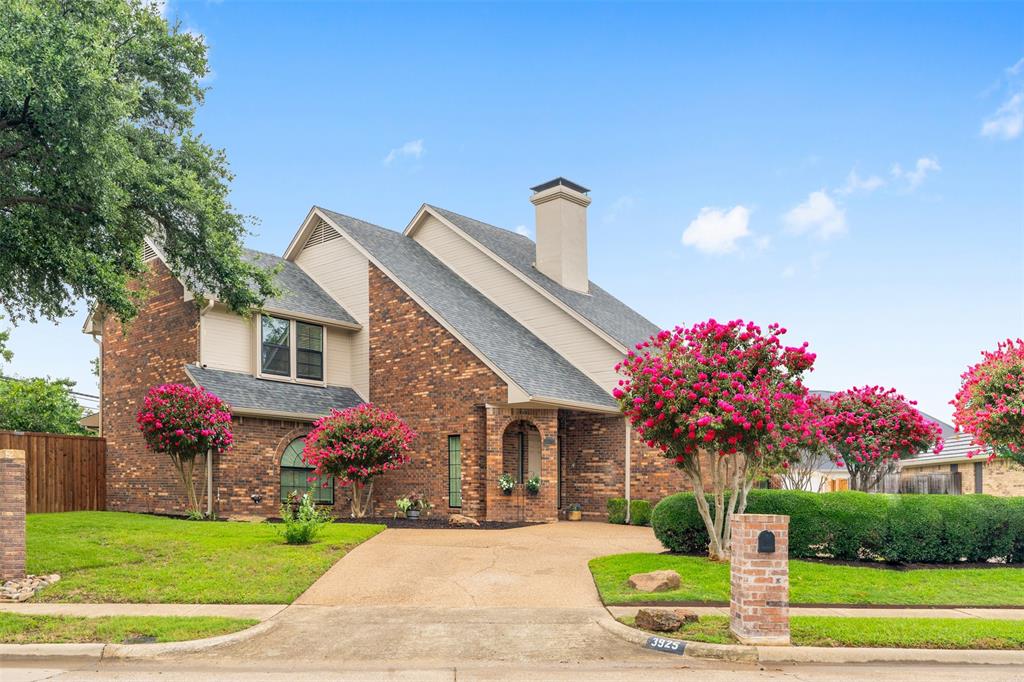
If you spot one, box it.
[27,512,384,604]
[0,613,258,644]
[591,553,1024,606]
[621,615,1024,649]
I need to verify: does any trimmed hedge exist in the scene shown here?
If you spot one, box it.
[607,498,627,524]
[652,489,1024,564]
[629,500,653,526]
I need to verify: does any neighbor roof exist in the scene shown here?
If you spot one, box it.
[902,432,992,466]
[425,205,659,349]
[243,249,358,327]
[318,208,618,410]
[185,364,363,418]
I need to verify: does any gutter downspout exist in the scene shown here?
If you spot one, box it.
[91,333,102,437]
[625,418,632,524]
[206,448,213,518]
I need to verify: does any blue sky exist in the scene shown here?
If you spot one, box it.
[5,1,1022,423]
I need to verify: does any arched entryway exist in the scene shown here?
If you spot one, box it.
[484,406,560,522]
[502,420,541,484]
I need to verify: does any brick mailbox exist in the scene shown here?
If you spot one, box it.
[1,449,27,581]
[729,513,789,646]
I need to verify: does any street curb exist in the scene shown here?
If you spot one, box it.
[0,618,276,662]
[597,615,1024,665]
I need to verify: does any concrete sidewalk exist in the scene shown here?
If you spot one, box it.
[608,605,1024,620]
[0,603,285,619]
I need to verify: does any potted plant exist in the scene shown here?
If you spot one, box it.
[498,473,516,496]
[567,503,582,521]
[525,475,541,496]
[397,492,431,519]
[395,496,412,519]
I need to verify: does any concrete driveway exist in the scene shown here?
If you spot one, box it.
[296,521,663,608]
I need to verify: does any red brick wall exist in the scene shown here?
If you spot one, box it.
[0,449,26,580]
[367,265,507,519]
[729,514,790,645]
[485,407,558,522]
[101,261,202,514]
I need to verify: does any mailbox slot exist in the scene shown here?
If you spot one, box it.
[757,530,776,554]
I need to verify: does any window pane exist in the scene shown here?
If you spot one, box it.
[297,349,323,381]
[261,316,291,376]
[448,435,462,508]
[296,322,323,352]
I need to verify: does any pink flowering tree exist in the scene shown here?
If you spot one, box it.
[136,384,233,517]
[818,386,943,491]
[615,319,818,560]
[302,403,416,518]
[952,339,1024,464]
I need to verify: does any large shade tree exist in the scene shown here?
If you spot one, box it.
[615,319,818,560]
[0,376,88,434]
[818,386,943,491]
[952,338,1024,464]
[0,0,275,323]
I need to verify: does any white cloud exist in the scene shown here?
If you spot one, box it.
[681,206,752,255]
[890,156,941,189]
[837,169,885,196]
[1009,58,1024,77]
[514,224,532,238]
[781,265,796,278]
[981,92,1023,140]
[783,190,846,239]
[603,195,635,224]
[383,139,424,165]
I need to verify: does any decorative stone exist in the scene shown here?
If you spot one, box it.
[628,569,680,592]
[0,573,61,602]
[635,608,698,632]
[448,513,481,527]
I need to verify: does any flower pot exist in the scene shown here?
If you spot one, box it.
[568,510,582,521]
[526,488,539,497]
[501,488,513,496]
[405,509,421,520]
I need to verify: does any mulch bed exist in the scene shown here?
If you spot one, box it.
[332,516,537,530]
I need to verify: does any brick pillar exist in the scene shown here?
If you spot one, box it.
[0,449,27,581]
[729,513,789,646]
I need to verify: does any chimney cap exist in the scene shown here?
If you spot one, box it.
[530,177,590,195]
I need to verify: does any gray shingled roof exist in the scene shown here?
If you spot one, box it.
[902,432,992,465]
[185,364,363,417]
[426,205,660,349]
[318,208,617,409]
[243,249,358,326]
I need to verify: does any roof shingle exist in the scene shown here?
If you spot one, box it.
[185,364,363,418]
[243,248,358,326]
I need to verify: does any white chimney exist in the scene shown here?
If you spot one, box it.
[530,177,591,293]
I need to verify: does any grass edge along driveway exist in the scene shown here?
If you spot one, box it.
[28,511,384,604]
[620,615,1024,650]
[0,613,259,644]
[590,553,1024,606]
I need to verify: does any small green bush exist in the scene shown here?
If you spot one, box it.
[607,498,627,524]
[279,490,334,545]
[629,500,653,526]
[652,489,1024,564]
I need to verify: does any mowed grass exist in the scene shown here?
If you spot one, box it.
[0,613,258,644]
[621,615,1024,649]
[590,553,1024,606]
[27,512,384,604]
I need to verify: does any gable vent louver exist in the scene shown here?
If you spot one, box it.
[142,242,158,262]
[303,217,341,251]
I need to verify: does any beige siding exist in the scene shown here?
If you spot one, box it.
[294,234,369,399]
[412,214,623,393]
[200,306,253,373]
[326,328,353,387]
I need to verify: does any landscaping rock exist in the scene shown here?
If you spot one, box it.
[635,608,698,632]
[0,573,60,602]
[628,569,680,592]
[448,513,481,527]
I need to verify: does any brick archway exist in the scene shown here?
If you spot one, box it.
[484,406,558,522]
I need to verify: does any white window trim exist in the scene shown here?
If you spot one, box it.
[257,313,327,387]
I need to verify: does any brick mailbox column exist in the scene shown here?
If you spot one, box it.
[729,513,789,646]
[0,449,27,581]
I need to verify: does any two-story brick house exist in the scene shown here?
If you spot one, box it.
[87,178,687,521]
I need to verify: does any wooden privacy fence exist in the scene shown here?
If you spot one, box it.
[0,431,106,513]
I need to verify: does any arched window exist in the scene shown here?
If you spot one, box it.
[280,438,333,504]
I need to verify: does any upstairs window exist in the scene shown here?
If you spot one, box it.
[260,315,324,383]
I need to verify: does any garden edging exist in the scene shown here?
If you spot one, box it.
[0,618,276,661]
[595,613,1024,665]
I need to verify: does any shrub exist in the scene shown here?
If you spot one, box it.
[629,500,652,526]
[607,498,627,524]
[279,490,334,545]
[652,489,1024,564]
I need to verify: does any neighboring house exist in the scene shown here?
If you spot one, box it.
[85,178,687,521]
[900,433,1024,497]
[78,411,100,433]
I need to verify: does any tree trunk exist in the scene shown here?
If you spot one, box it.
[350,480,375,518]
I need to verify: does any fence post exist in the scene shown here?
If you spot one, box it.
[0,449,27,581]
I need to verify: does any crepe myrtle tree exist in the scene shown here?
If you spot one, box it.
[819,386,943,492]
[615,319,818,560]
[952,338,1024,465]
[136,384,233,517]
[778,394,834,492]
[302,403,416,518]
